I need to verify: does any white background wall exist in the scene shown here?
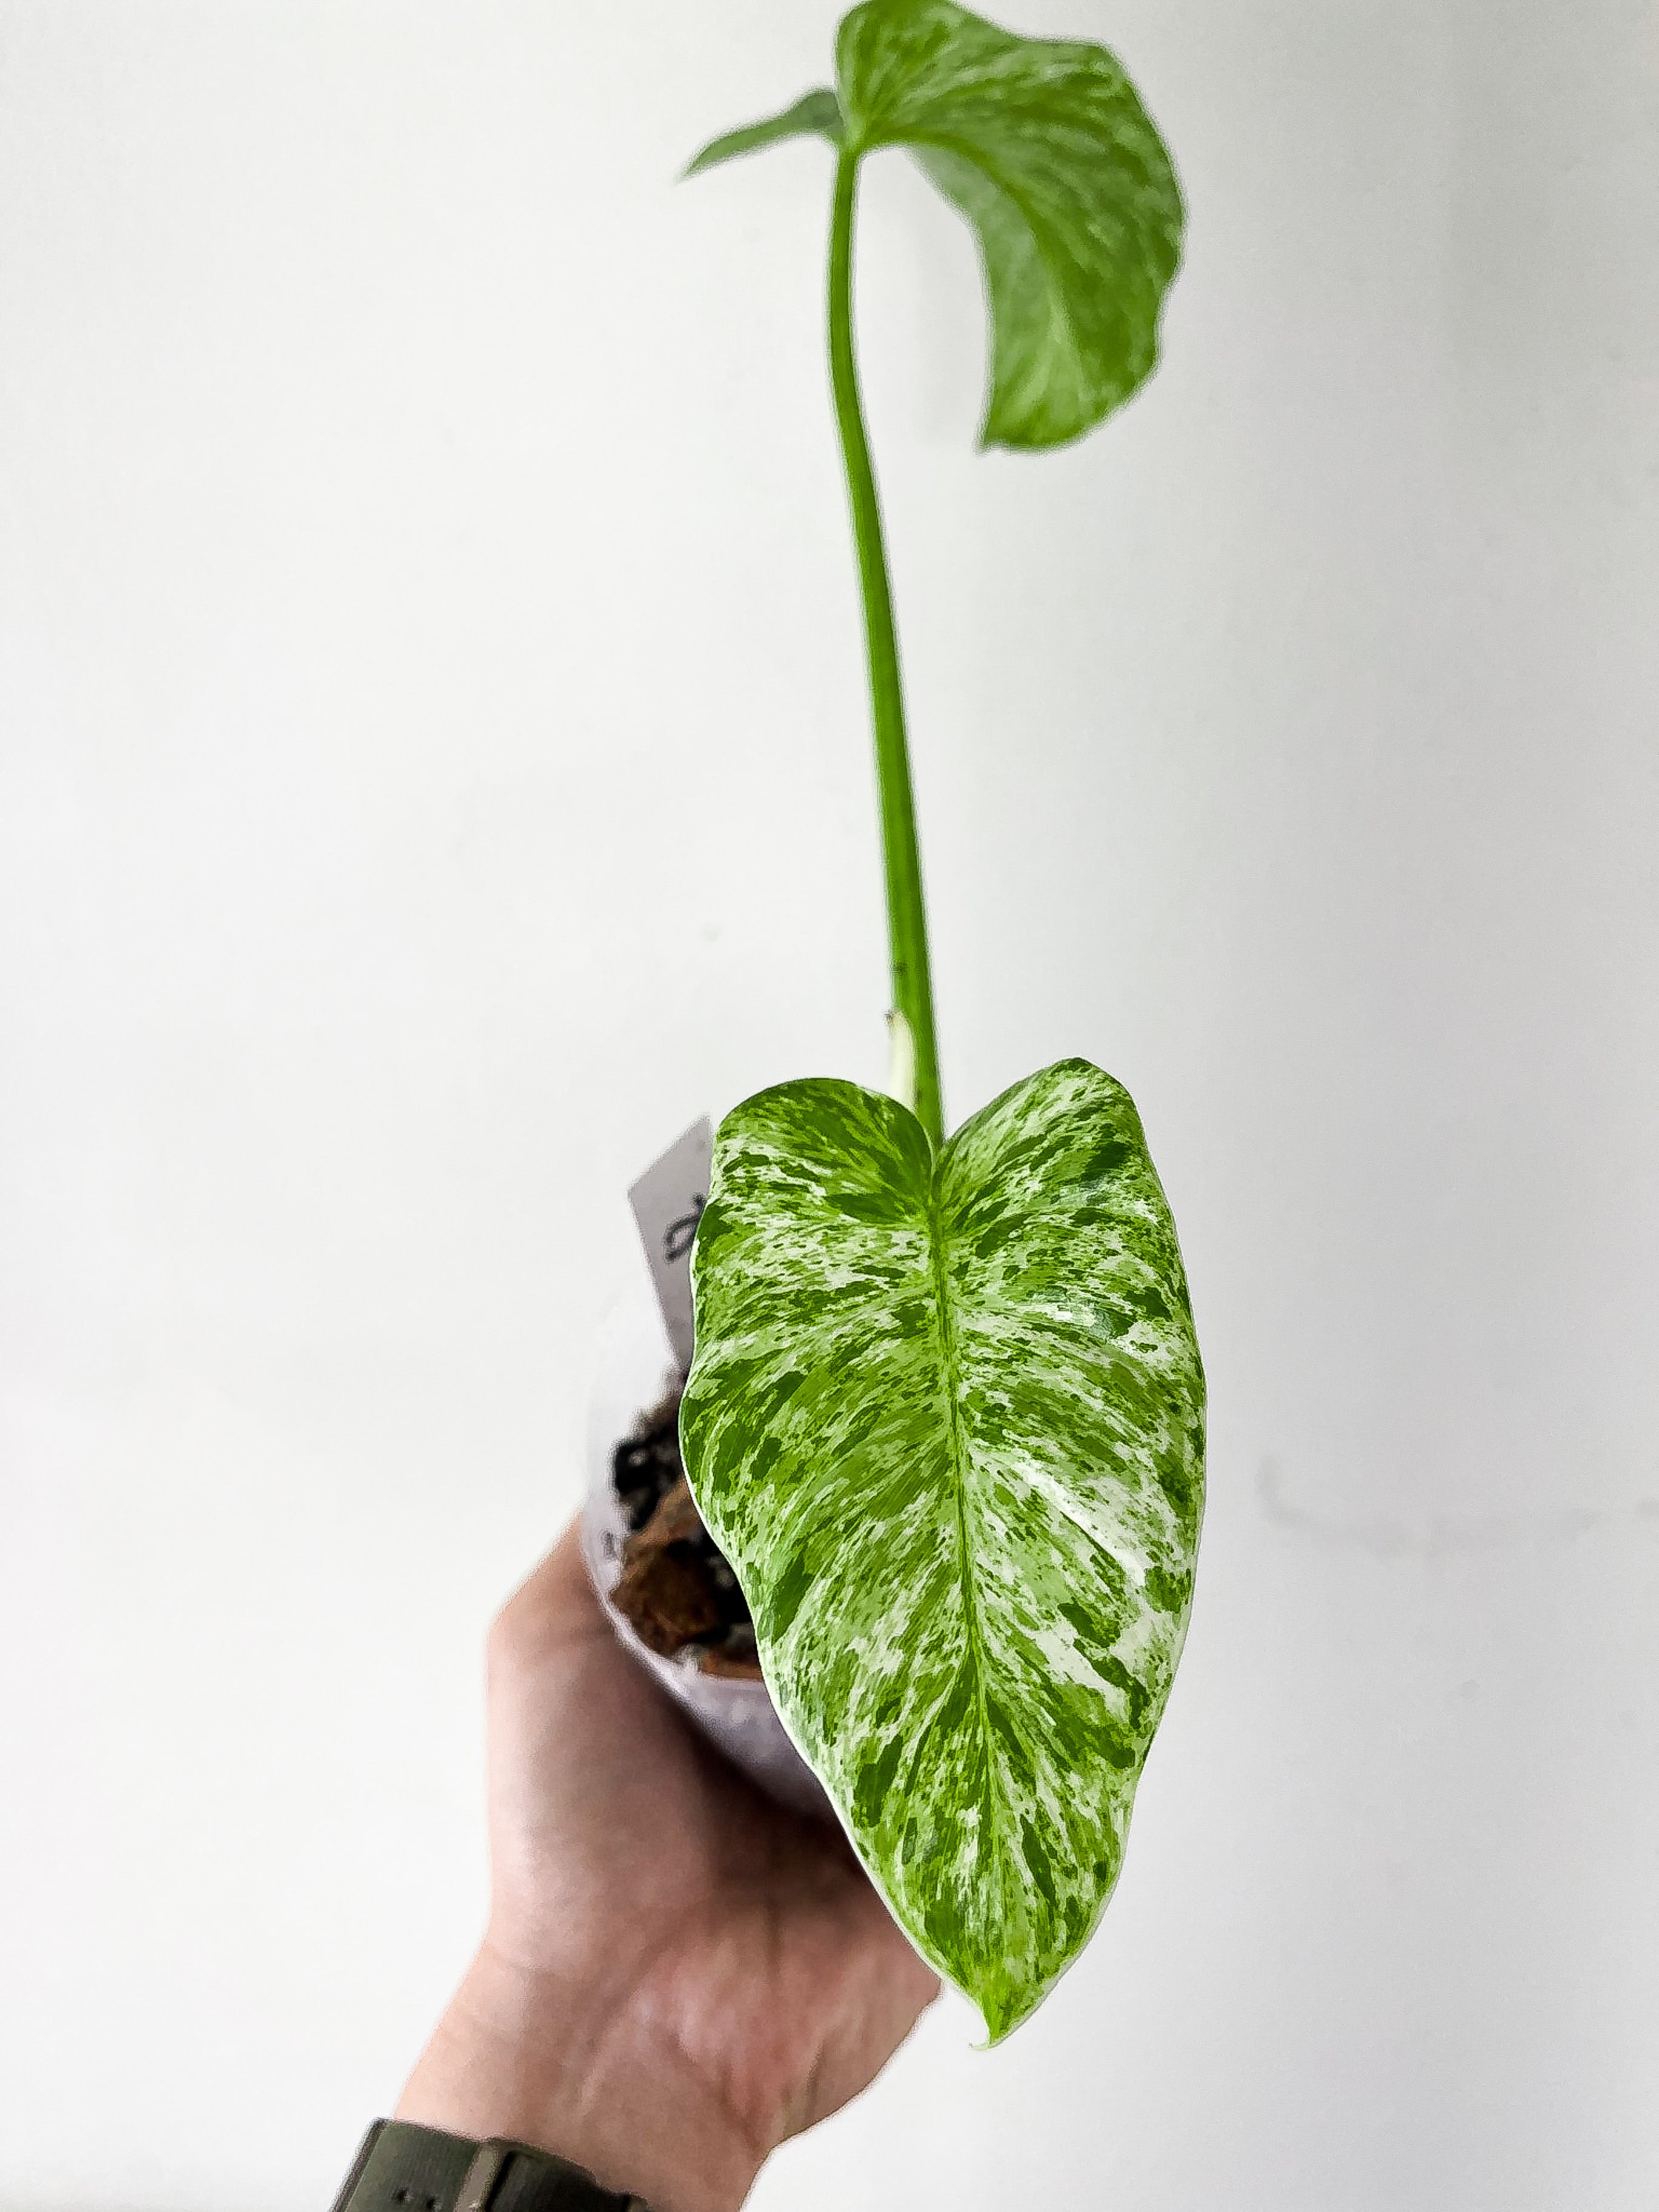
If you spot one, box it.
[2,2,1657,2205]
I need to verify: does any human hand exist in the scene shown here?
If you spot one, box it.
[396,1523,939,2212]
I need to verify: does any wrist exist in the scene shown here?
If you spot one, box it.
[396,1943,765,2212]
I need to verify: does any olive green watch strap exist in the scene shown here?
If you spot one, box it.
[330,2119,650,2212]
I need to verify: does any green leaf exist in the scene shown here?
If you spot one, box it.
[835,0,1184,448]
[685,88,845,178]
[680,1059,1205,2038]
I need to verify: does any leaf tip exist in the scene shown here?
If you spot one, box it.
[971,1979,1040,2047]
[682,88,844,182]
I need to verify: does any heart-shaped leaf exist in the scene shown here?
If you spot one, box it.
[839,0,1183,448]
[680,1059,1205,2038]
[689,1,1184,451]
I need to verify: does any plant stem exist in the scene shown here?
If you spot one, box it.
[827,148,944,1149]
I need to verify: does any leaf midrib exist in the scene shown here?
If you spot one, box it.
[925,1167,1005,1879]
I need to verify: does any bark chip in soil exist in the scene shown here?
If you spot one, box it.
[610,1393,762,1679]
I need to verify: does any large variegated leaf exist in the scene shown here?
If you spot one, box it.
[680,1059,1204,2038]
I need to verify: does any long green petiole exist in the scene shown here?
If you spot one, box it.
[827,149,944,1149]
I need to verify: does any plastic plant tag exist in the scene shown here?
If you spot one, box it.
[628,1118,713,1376]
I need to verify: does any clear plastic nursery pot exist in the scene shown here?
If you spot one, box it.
[580,1277,830,1821]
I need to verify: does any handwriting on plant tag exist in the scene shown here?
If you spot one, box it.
[628,1117,713,1376]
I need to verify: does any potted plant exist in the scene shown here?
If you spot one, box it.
[585,0,1203,2046]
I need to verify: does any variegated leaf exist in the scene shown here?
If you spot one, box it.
[680,1058,1204,2038]
[685,0,1184,451]
[837,0,1183,448]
